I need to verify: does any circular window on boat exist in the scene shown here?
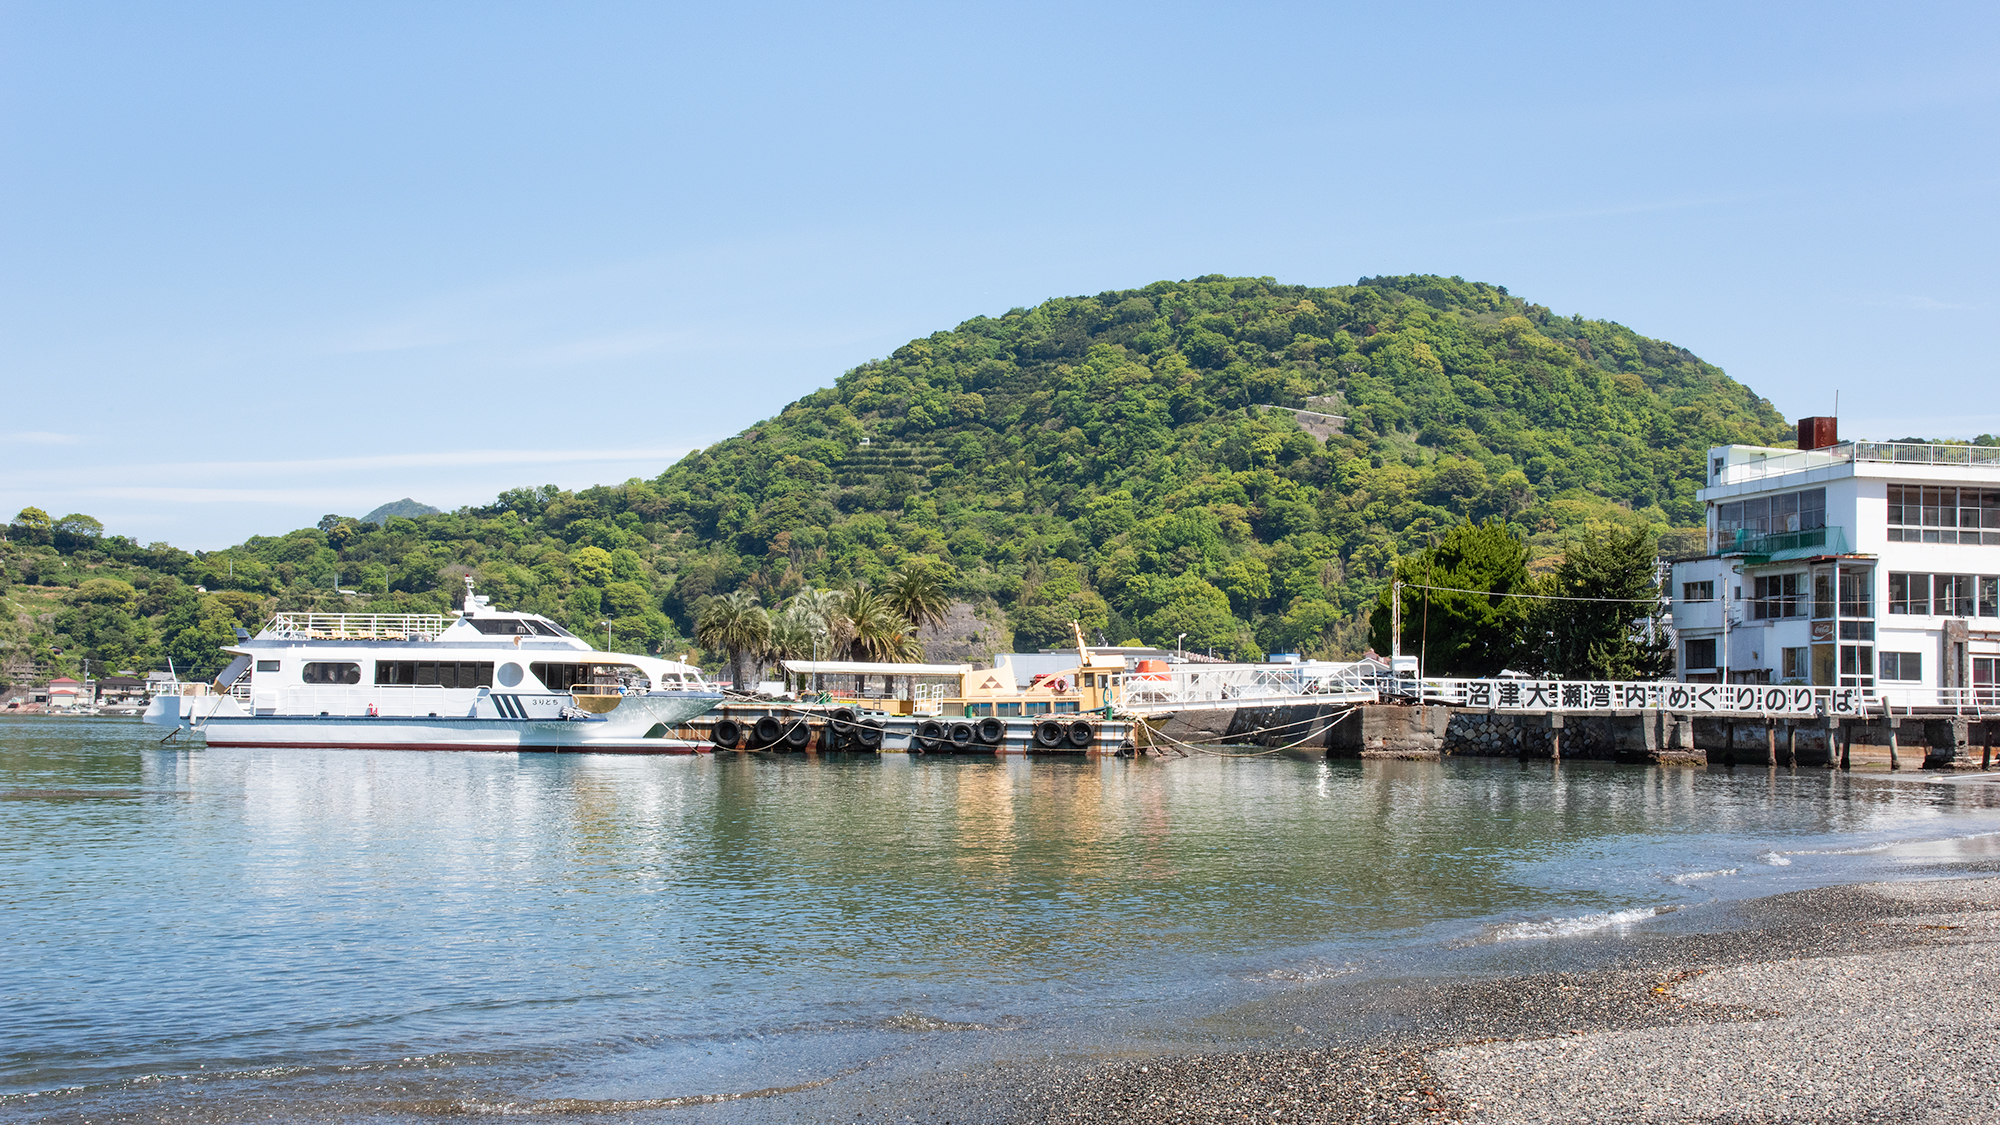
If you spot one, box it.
[497,662,524,687]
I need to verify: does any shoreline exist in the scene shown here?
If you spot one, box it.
[812,870,2000,1123]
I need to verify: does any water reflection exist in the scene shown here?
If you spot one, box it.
[7,718,2000,1119]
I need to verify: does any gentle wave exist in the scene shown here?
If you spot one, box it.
[1757,850,1794,866]
[1668,867,1739,885]
[1483,906,1675,943]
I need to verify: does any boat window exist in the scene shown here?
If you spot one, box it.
[256,660,280,672]
[302,662,362,685]
[530,661,649,692]
[375,661,495,688]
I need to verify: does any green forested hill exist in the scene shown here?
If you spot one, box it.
[2,274,1789,683]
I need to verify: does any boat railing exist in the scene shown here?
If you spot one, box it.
[261,612,453,641]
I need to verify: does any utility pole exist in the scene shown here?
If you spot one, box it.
[1390,578,1403,658]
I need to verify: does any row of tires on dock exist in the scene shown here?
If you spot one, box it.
[705,708,1108,753]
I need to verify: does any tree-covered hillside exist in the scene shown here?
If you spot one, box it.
[2,274,1790,684]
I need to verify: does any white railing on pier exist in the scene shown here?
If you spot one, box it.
[261,612,453,641]
[1861,686,2000,716]
[1113,660,1383,713]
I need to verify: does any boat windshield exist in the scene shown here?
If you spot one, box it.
[469,617,571,638]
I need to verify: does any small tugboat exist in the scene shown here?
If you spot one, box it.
[144,579,721,753]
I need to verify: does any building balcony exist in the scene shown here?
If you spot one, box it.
[1713,525,1853,562]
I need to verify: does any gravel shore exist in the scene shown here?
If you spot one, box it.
[977,876,2000,1124]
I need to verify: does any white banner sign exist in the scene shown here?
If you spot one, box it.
[1439,680,1863,716]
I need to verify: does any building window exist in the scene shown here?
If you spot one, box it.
[1685,638,1717,670]
[1839,567,1872,618]
[1839,644,1874,688]
[1682,580,1714,603]
[1935,574,1977,618]
[1781,647,1808,682]
[302,662,362,685]
[1893,573,1997,617]
[1886,485,2000,544]
[1752,574,1804,619]
[1879,652,1923,682]
[1890,573,1928,615]
[1718,487,1826,543]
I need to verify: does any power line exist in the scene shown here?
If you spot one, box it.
[1398,581,1665,605]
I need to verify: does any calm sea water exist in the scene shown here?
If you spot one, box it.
[6,716,2000,1121]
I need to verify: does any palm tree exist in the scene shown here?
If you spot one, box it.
[695,589,770,691]
[841,583,911,662]
[780,586,849,692]
[886,558,953,635]
[841,581,920,699]
[763,601,822,692]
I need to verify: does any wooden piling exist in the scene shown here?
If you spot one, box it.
[1785,722,1798,769]
[1766,721,1778,768]
[1724,719,1736,767]
[1840,723,1852,771]
[1888,718,1901,772]
[1984,720,1993,772]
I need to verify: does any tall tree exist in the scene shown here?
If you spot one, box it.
[1368,519,1532,676]
[840,583,915,662]
[885,558,953,634]
[695,590,770,690]
[1524,527,1670,679]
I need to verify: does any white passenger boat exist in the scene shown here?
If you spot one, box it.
[144,580,722,753]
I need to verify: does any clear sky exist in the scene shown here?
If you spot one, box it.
[4,2,1995,549]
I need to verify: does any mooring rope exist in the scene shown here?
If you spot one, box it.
[1136,706,1360,757]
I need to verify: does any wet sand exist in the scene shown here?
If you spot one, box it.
[860,874,2000,1124]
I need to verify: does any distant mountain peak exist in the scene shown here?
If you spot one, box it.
[362,498,440,524]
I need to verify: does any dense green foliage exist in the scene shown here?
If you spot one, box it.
[1367,520,1533,676]
[1,274,1790,686]
[1523,526,1675,680]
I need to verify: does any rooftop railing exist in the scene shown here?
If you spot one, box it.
[1714,442,2000,486]
[261,612,453,642]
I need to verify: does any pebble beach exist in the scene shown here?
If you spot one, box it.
[915,875,2000,1124]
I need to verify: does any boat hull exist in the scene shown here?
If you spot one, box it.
[146,690,723,753]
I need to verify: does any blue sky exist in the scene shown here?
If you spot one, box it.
[3,1,1995,549]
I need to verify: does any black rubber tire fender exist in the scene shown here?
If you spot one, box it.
[916,718,945,751]
[783,721,811,749]
[1034,719,1065,748]
[1066,719,1094,749]
[948,722,973,749]
[752,715,782,747]
[710,718,742,749]
[975,717,1005,744]
[856,722,883,747]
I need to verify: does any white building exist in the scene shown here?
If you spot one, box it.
[1670,419,1999,704]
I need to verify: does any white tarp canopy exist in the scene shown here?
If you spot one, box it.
[780,660,972,676]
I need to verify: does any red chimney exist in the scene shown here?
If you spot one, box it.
[1797,416,1838,450]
